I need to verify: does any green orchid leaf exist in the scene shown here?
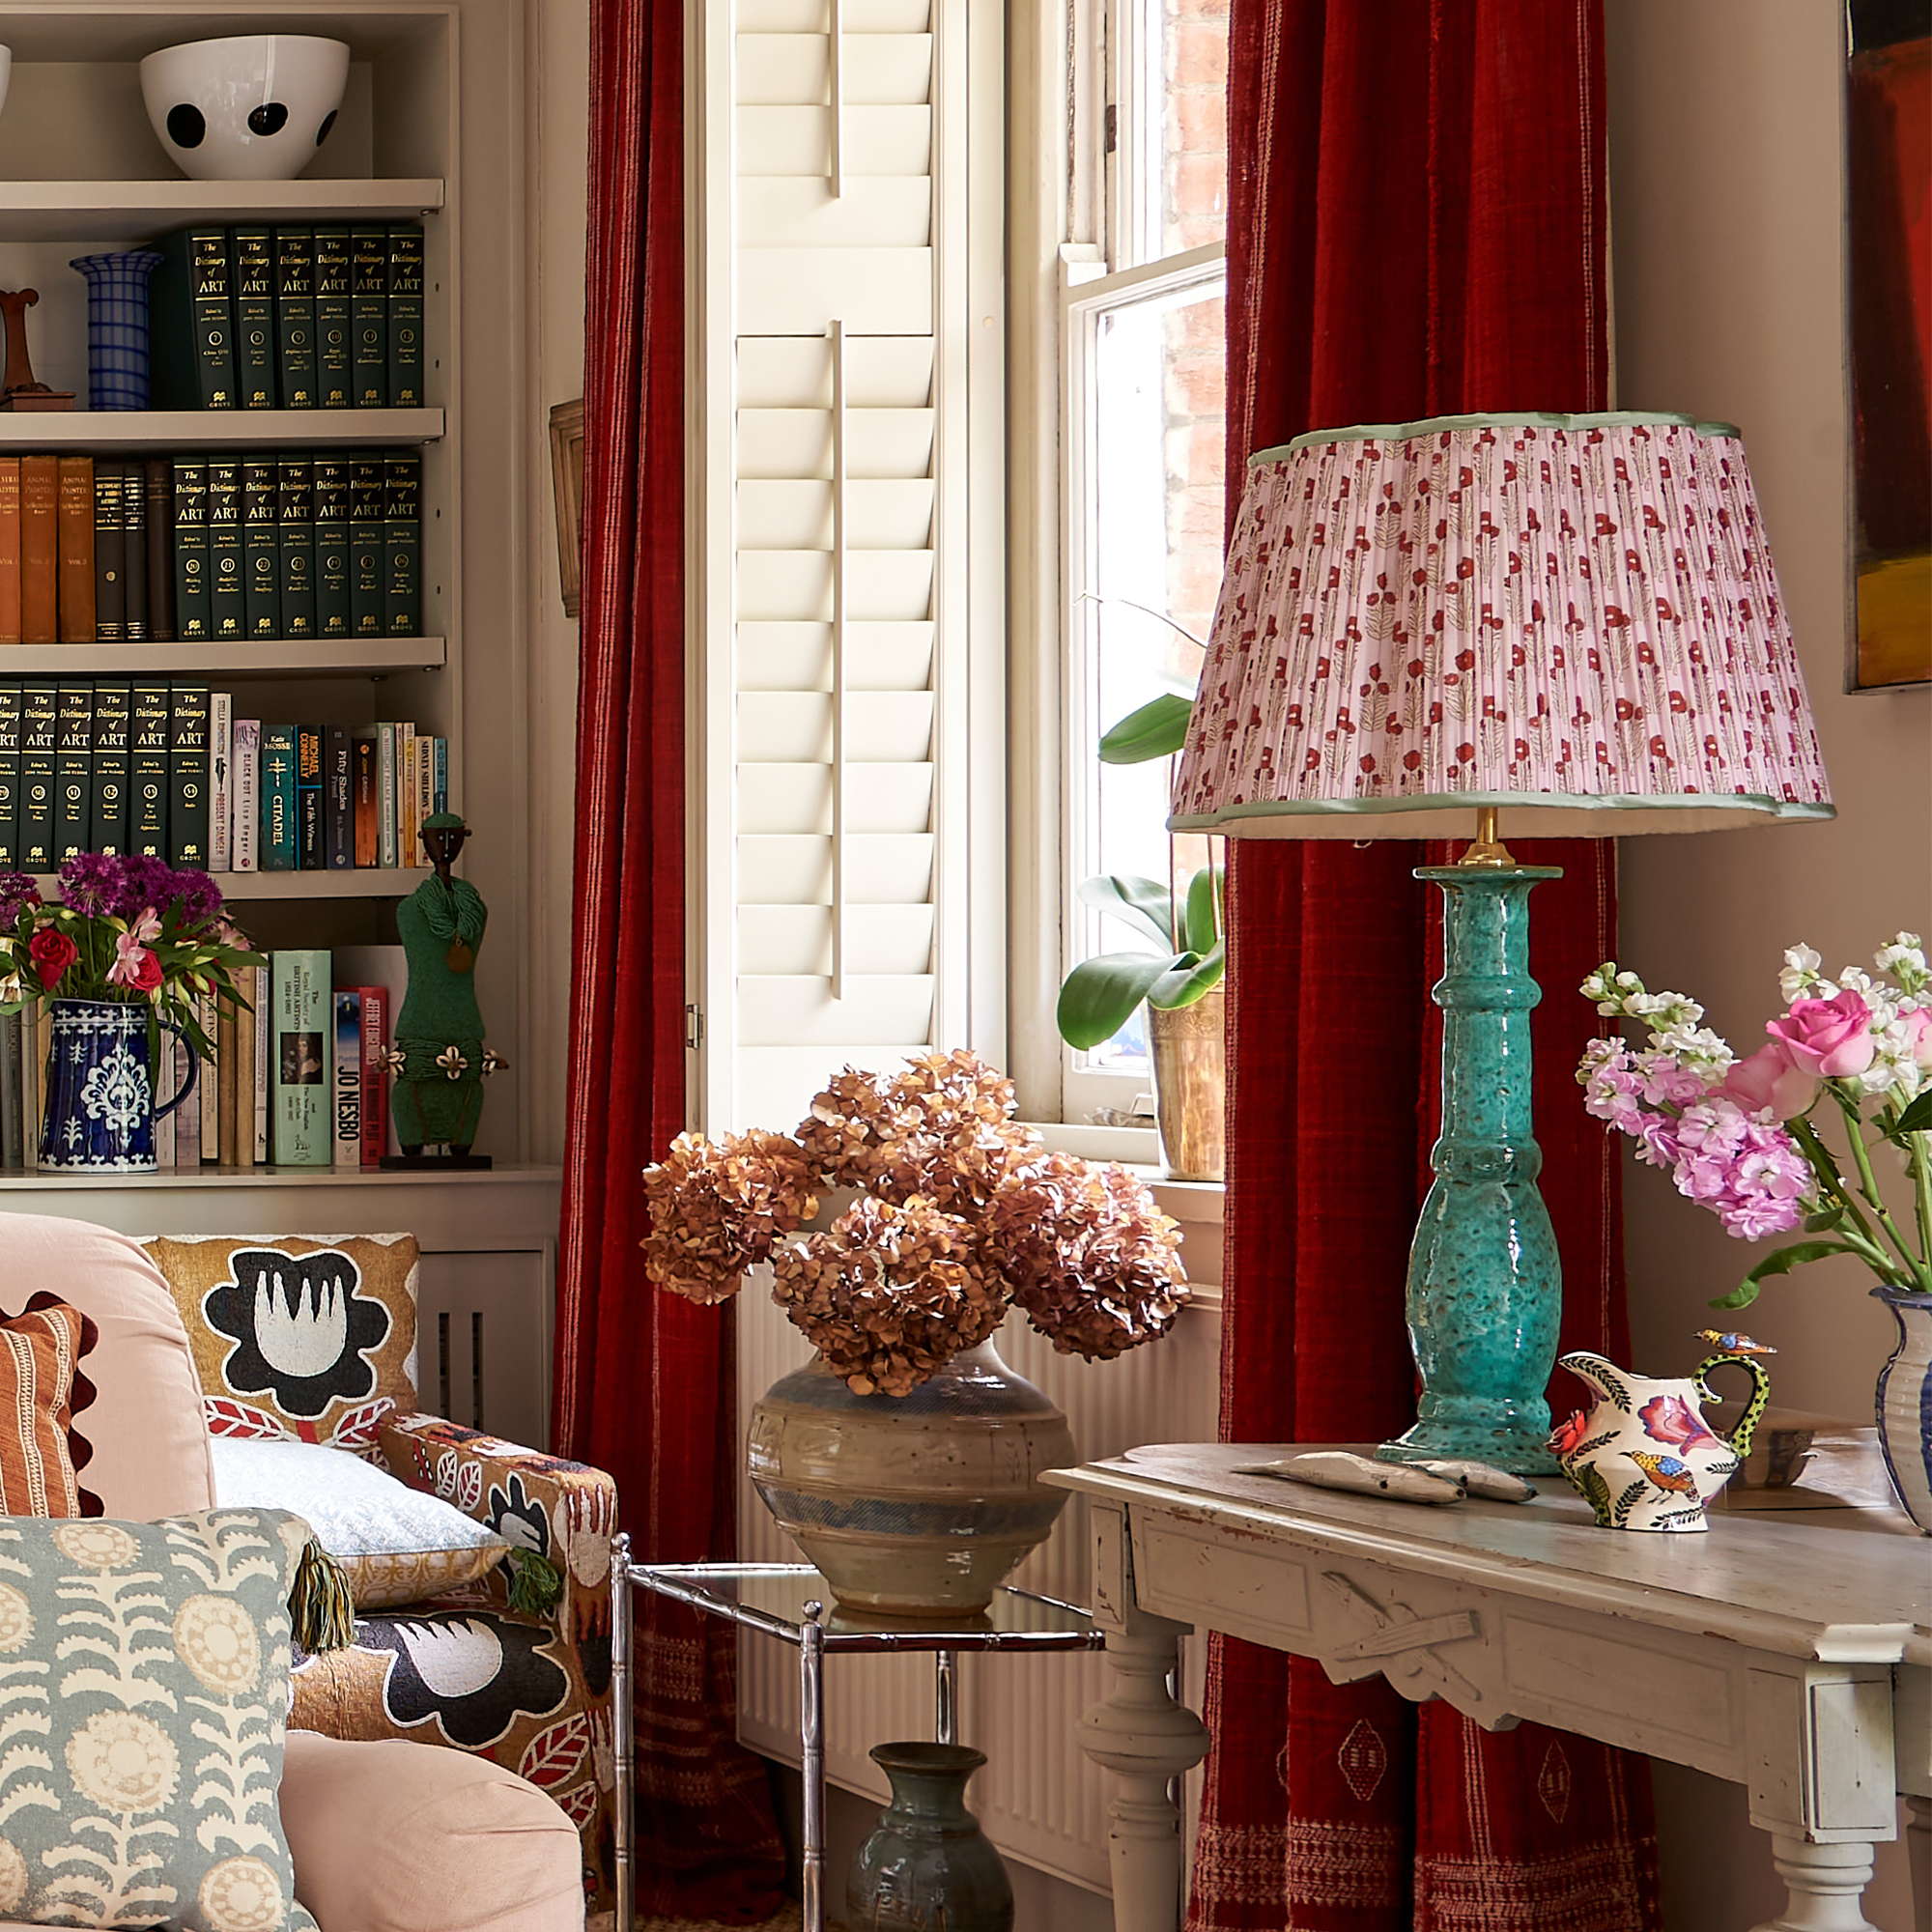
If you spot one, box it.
[1076,874,1178,950]
[1057,952,1177,1050]
[1097,693,1194,766]
[1890,1092,1932,1138]
[1711,1237,1865,1311]
[1181,865,1225,954]
[1148,938,1226,1009]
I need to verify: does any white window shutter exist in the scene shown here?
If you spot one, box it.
[693,0,996,1135]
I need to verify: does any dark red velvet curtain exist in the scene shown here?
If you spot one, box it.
[554,0,784,1918]
[1190,4,1662,1927]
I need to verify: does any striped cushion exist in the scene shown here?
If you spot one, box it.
[0,1295,99,1519]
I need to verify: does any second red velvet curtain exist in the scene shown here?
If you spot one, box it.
[554,0,784,1917]
[1190,3,1663,1926]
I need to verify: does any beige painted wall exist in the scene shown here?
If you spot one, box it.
[1608,3,1927,1925]
[523,0,591,1165]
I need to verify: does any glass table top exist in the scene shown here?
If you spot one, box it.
[630,1563,1103,1651]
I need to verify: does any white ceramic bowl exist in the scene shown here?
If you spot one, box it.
[140,34,350,182]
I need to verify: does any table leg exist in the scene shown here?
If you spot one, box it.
[611,1533,634,1932]
[800,1602,826,1932]
[1747,1837,1882,1932]
[935,1648,957,1746]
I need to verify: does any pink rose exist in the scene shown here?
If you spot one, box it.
[1765,990,1876,1078]
[1721,1042,1820,1119]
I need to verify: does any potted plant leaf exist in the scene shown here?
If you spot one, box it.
[1057,690,1223,1179]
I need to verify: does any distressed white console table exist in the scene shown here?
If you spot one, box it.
[1046,1444,1931,1932]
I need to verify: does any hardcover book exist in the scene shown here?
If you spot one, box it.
[168,683,212,869]
[0,459,19,646]
[325,724,353,869]
[231,964,258,1166]
[232,226,277,409]
[231,718,261,872]
[333,946,404,1156]
[314,228,354,410]
[312,456,351,638]
[122,460,149,643]
[331,988,362,1168]
[351,227,390,407]
[252,962,270,1163]
[356,984,388,1164]
[57,457,96,643]
[0,683,21,870]
[93,464,126,643]
[54,683,92,864]
[217,996,239,1166]
[198,984,219,1163]
[19,457,58,644]
[384,451,421,637]
[129,683,170,859]
[377,723,399,868]
[209,691,232,871]
[347,452,386,637]
[172,462,211,642]
[296,724,323,869]
[276,458,316,639]
[148,228,237,411]
[242,458,280,639]
[206,460,245,640]
[91,682,131,858]
[398,725,417,867]
[386,224,425,409]
[144,460,175,642]
[18,682,57,871]
[271,950,331,1166]
[260,724,297,871]
[0,1012,20,1171]
[274,227,317,410]
[353,729,379,867]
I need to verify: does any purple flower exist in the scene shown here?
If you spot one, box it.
[56,852,125,917]
[0,872,42,926]
[169,867,224,925]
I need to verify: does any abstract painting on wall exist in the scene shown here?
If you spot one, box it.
[1847,0,1931,688]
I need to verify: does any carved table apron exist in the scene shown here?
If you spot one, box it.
[1045,1444,1931,1932]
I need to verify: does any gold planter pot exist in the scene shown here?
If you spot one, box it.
[1148,985,1225,1181]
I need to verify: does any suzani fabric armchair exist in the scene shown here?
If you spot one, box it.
[140,1234,619,1911]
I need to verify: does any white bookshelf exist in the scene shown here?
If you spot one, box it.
[0,3,550,1253]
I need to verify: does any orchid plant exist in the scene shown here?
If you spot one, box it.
[1577,932,1932,1308]
[0,858,256,1060]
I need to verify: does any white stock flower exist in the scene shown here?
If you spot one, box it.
[1779,944,1823,1004]
[1656,1023,1735,1072]
[1877,932,1928,992]
[1836,966,1877,998]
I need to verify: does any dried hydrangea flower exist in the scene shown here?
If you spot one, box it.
[770,1195,1009,1395]
[795,1066,923,1192]
[642,1128,821,1305]
[873,1049,1043,1214]
[986,1153,1190,1359]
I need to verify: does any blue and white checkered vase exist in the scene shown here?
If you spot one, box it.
[69,250,166,412]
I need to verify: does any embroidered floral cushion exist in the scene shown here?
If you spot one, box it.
[0,1508,318,1930]
[0,1296,100,1519]
[209,1437,509,1610]
[141,1235,420,1449]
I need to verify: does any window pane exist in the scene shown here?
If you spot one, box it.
[1074,281,1224,1073]
[1158,0,1228,253]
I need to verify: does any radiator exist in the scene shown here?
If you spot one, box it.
[735,1207,1222,1894]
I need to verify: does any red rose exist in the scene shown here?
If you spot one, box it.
[27,927,77,988]
[129,950,164,995]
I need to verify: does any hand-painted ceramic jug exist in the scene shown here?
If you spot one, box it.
[1549,1347,1770,1533]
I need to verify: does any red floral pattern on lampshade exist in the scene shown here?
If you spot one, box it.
[1173,414,1833,836]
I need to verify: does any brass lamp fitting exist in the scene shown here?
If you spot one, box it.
[1457,805,1518,868]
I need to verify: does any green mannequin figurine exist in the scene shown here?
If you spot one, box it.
[386,812,505,1163]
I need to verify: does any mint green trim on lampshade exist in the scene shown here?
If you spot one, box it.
[1247,410,1744,468]
[1170,792,1838,839]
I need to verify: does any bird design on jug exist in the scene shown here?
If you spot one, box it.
[1548,1339,1772,1533]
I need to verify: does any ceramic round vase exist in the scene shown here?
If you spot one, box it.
[747,1333,1076,1614]
[1872,1285,1932,1534]
[847,1743,1013,1932]
[140,35,350,182]
[70,252,166,411]
[37,1000,198,1174]
[1551,1348,1769,1533]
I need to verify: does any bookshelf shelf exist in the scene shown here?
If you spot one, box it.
[0,1164,561,1193]
[0,180,446,245]
[0,412,445,453]
[0,639,446,677]
[26,869,427,901]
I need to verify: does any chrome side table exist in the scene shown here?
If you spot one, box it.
[611,1541,1104,1932]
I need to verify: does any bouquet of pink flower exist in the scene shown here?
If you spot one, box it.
[1577,934,1932,1307]
[0,857,256,1059]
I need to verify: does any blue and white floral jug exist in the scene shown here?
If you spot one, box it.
[38,999,198,1173]
[1550,1346,1770,1533]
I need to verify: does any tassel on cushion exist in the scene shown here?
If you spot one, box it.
[504,1549,566,1617]
[290,1536,356,1652]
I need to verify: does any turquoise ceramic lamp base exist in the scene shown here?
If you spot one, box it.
[1378,860,1564,1475]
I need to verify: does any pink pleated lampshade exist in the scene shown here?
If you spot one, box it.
[1172,413,1834,838]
